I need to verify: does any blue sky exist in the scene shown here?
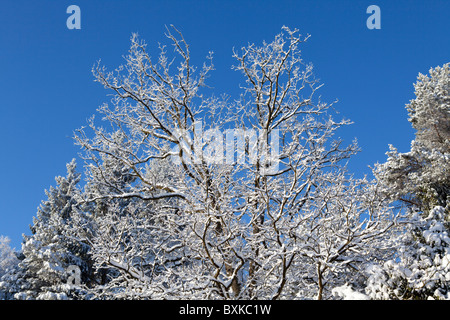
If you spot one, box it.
[0,0,449,250]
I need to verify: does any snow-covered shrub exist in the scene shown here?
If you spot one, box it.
[366,206,450,300]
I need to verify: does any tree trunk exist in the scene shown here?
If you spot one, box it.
[317,263,324,300]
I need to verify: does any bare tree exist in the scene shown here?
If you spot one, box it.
[73,26,394,299]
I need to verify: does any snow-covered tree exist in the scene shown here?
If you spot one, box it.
[366,206,450,300]
[72,156,181,299]
[71,26,395,299]
[0,236,20,299]
[0,236,18,278]
[374,63,450,212]
[13,159,91,299]
[368,63,450,300]
[284,172,396,300]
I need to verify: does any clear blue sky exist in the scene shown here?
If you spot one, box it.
[1,0,449,250]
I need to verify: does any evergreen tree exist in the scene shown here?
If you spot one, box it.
[374,63,450,212]
[14,159,91,299]
[366,206,450,300]
[0,236,20,299]
[368,64,450,300]
[0,236,18,278]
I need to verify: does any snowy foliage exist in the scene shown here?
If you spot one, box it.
[68,26,394,299]
[332,283,369,300]
[1,160,92,300]
[1,30,448,300]
[0,236,20,299]
[368,63,450,300]
[365,206,450,300]
[0,236,18,278]
[374,63,450,212]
